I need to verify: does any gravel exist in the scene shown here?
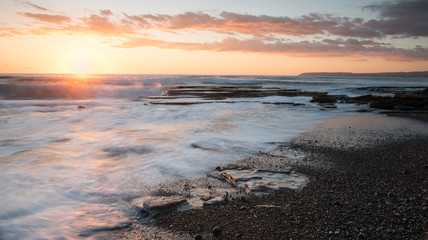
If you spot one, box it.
[154,115,428,240]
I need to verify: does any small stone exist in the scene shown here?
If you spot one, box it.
[387,192,397,199]
[194,234,203,240]
[77,106,86,109]
[212,227,222,237]
[358,233,366,239]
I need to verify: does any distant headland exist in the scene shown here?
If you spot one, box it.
[299,71,428,78]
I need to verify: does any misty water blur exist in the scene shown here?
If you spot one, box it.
[0,74,427,239]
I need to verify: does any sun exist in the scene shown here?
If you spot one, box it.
[69,52,99,75]
[61,41,105,75]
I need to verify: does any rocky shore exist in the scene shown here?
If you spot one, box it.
[110,115,428,240]
[141,85,428,113]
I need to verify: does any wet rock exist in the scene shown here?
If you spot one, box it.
[77,105,86,109]
[369,97,397,109]
[262,101,303,106]
[220,169,307,194]
[212,227,222,236]
[310,94,345,104]
[203,193,229,208]
[132,196,187,217]
[149,100,237,105]
[194,234,203,240]
[344,95,375,104]
[368,92,428,111]
[78,221,132,237]
[319,103,337,109]
[162,85,325,99]
[187,187,235,209]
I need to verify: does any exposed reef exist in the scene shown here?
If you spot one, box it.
[139,85,428,113]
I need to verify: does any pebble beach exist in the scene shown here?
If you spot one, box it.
[113,114,428,240]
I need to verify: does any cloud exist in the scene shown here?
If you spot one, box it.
[0,28,24,37]
[100,9,113,16]
[79,13,135,35]
[18,12,71,24]
[15,0,50,11]
[143,1,428,39]
[118,37,428,61]
[363,0,428,37]
[9,1,428,39]
[143,11,382,38]
[4,0,428,62]
[25,1,49,11]
[122,13,150,28]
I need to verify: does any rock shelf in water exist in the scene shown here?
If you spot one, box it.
[142,85,428,112]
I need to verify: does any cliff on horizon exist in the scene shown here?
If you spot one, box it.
[299,71,428,78]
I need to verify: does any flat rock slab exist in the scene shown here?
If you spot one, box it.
[132,196,187,216]
[149,100,237,105]
[220,169,307,194]
[163,85,325,98]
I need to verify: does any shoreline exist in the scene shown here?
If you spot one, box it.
[111,114,428,239]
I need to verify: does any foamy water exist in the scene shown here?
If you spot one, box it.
[0,74,426,239]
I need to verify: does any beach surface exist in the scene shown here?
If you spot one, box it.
[110,114,428,240]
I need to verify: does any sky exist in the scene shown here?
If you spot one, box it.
[0,0,427,75]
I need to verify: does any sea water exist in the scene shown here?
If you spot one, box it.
[0,74,426,239]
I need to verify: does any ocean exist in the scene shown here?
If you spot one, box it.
[0,74,427,239]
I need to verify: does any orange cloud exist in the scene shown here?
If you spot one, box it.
[100,10,113,16]
[18,12,71,24]
[4,0,428,62]
[118,37,428,61]
[79,13,135,35]
[0,28,24,37]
